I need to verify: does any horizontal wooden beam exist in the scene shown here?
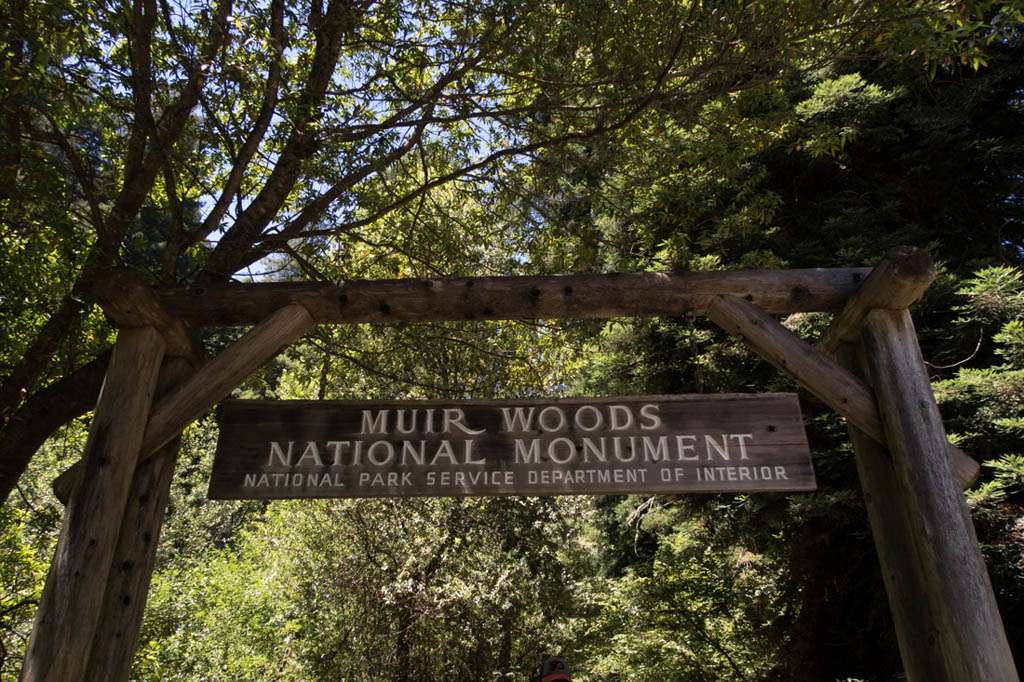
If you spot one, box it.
[91,269,206,366]
[147,269,872,327]
[818,247,935,356]
[706,295,979,488]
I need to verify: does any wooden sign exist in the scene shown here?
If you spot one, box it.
[208,394,815,499]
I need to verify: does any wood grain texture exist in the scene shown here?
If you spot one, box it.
[838,343,951,681]
[140,304,315,460]
[85,358,192,682]
[862,309,1018,682]
[818,247,935,356]
[91,268,206,366]
[53,304,317,506]
[706,294,978,489]
[20,327,166,682]
[150,268,872,327]
[209,395,815,498]
[51,457,81,505]
[708,295,895,440]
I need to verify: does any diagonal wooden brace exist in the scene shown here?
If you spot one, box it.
[140,303,315,458]
[54,304,315,503]
[706,294,979,488]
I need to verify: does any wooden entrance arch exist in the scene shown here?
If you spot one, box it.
[20,247,1019,681]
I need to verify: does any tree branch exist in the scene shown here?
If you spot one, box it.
[196,0,355,282]
[0,291,91,421]
[193,0,284,248]
[0,352,109,505]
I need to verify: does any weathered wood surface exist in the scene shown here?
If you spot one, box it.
[838,344,951,681]
[706,294,979,488]
[84,358,192,682]
[51,455,81,505]
[141,304,315,460]
[861,309,1018,681]
[20,327,166,682]
[148,268,872,327]
[52,304,317,504]
[209,394,816,498]
[818,247,935,356]
[91,268,206,366]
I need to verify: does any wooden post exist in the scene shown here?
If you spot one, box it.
[838,343,953,680]
[83,357,192,681]
[861,309,1018,680]
[52,303,316,498]
[42,303,311,681]
[818,246,935,356]
[19,326,166,682]
[90,268,207,366]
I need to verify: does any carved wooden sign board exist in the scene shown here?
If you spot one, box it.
[209,394,815,499]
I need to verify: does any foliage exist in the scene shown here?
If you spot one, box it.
[938,267,1024,482]
[930,265,1024,653]
[2,2,1023,681]
[534,10,1024,679]
[132,419,593,681]
[576,509,792,681]
[134,541,294,681]
[0,420,85,679]
[3,0,1008,501]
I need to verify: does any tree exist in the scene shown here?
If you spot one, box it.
[0,0,988,503]
[3,1,1022,679]
[552,10,1024,680]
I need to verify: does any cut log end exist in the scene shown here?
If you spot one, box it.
[953,447,981,489]
[818,247,936,355]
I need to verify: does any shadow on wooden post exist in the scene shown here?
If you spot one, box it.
[862,308,1019,680]
[19,327,166,682]
[84,357,193,681]
[838,343,954,680]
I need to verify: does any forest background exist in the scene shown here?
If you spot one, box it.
[1,0,1022,680]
